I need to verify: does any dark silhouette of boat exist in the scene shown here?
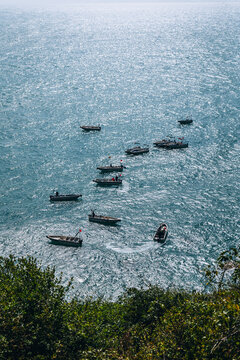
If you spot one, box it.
[97,164,126,172]
[88,211,121,225]
[165,141,188,149]
[80,125,101,131]
[125,146,149,155]
[153,223,168,243]
[178,117,193,125]
[50,193,82,201]
[46,235,83,247]
[93,177,122,186]
[153,139,174,148]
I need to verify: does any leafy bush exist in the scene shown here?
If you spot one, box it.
[0,248,239,359]
[0,255,84,359]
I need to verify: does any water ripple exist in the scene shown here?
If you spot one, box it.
[0,2,239,298]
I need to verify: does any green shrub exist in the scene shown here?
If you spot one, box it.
[0,248,239,360]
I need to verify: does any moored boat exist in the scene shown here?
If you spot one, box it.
[125,146,149,155]
[80,125,101,131]
[50,193,82,201]
[165,142,188,149]
[153,223,168,243]
[46,235,83,247]
[153,139,174,148]
[88,211,121,225]
[178,118,193,125]
[97,164,126,172]
[93,177,122,186]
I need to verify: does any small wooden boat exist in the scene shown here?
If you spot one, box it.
[178,118,193,125]
[46,235,83,247]
[165,142,188,149]
[93,178,122,186]
[50,193,82,201]
[153,139,174,148]
[125,146,149,155]
[80,125,101,131]
[153,223,168,243]
[97,164,126,172]
[88,212,121,225]
[125,146,140,154]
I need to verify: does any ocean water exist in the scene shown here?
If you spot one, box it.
[0,2,239,299]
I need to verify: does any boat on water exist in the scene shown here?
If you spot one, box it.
[80,125,101,131]
[97,164,126,172]
[93,177,122,186]
[165,141,188,149]
[153,139,174,148]
[125,146,149,155]
[46,235,83,247]
[153,223,168,243]
[88,211,121,225]
[178,118,193,125]
[50,193,82,201]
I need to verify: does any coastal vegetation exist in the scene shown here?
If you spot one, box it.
[0,247,239,360]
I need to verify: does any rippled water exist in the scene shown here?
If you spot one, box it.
[0,2,239,298]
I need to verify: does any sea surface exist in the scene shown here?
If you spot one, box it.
[0,2,239,299]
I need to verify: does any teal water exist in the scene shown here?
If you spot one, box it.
[0,2,239,298]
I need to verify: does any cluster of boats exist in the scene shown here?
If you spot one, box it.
[124,117,192,154]
[47,219,168,247]
[47,118,193,247]
[80,119,191,153]
[47,210,122,247]
[124,137,188,153]
[48,161,125,247]
[80,117,192,132]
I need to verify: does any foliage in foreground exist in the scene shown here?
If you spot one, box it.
[0,247,239,360]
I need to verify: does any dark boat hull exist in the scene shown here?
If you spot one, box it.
[154,140,173,148]
[97,165,125,172]
[125,146,149,155]
[50,194,82,201]
[165,143,188,149]
[178,120,193,125]
[88,215,121,225]
[125,146,141,154]
[93,179,122,186]
[80,126,101,131]
[153,223,168,243]
[125,148,149,155]
[46,235,82,247]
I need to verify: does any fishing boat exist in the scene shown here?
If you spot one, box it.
[50,193,82,201]
[93,177,122,186]
[153,223,168,243]
[125,146,149,155]
[153,139,174,148]
[125,146,140,154]
[165,141,188,149]
[88,211,121,225]
[46,235,83,247]
[97,164,126,172]
[80,125,101,131]
[178,118,193,125]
